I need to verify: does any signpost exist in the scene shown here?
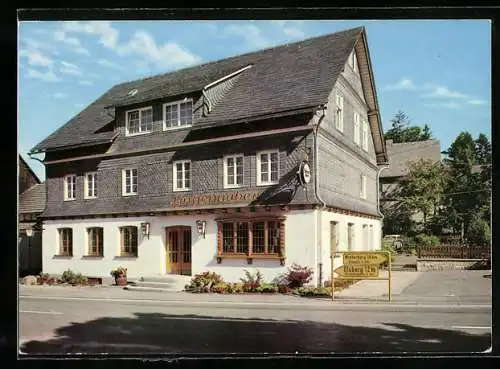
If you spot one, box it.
[331,250,392,302]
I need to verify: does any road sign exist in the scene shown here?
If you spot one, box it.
[343,251,387,265]
[335,264,379,278]
[331,250,392,302]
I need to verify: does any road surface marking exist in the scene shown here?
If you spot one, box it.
[19,295,491,310]
[451,326,490,330]
[19,310,63,315]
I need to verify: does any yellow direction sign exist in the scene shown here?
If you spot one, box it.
[335,264,380,279]
[343,251,387,265]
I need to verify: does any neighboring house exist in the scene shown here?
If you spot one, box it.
[18,155,45,276]
[379,139,441,222]
[29,27,388,286]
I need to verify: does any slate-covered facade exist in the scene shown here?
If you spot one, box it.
[30,27,388,286]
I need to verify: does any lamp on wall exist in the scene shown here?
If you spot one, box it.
[140,222,151,239]
[196,220,206,239]
[26,228,33,237]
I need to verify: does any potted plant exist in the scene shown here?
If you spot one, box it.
[110,266,128,286]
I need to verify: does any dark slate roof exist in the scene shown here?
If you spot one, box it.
[381,139,441,178]
[19,155,41,184]
[31,27,364,153]
[19,183,46,214]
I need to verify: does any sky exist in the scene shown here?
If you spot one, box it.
[18,20,491,181]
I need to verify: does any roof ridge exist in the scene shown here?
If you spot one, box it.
[115,26,364,88]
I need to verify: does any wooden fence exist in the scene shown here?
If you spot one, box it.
[417,245,490,259]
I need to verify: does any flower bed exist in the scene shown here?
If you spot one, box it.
[184,264,356,297]
[20,270,101,287]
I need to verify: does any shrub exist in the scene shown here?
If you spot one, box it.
[59,269,76,284]
[260,283,278,293]
[231,283,244,294]
[110,266,128,278]
[415,233,440,247]
[57,269,88,285]
[298,286,332,297]
[467,218,491,246]
[213,282,229,294]
[284,263,313,288]
[240,269,263,292]
[37,273,51,285]
[278,284,291,294]
[185,271,224,293]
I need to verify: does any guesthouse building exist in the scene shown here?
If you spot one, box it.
[30,27,388,286]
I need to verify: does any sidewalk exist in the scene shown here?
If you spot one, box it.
[335,271,423,300]
[19,271,423,305]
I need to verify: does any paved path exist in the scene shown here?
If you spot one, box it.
[19,294,491,354]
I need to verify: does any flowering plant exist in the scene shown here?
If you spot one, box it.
[110,266,127,278]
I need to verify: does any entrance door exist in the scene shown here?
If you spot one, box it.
[165,226,192,276]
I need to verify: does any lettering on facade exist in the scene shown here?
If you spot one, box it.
[170,191,261,208]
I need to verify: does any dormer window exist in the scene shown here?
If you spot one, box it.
[164,99,193,130]
[126,107,153,136]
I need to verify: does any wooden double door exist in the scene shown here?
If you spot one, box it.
[165,226,192,276]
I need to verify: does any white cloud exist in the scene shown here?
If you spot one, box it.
[422,86,468,99]
[73,46,90,55]
[79,80,93,85]
[18,50,53,67]
[224,24,270,49]
[283,27,305,38]
[59,61,82,76]
[97,59,125,71]
[62,21,119,49]
[20,38,59,55]
[424,101,461,109]
[468,99,488,106]
[116,31,200,69]
[51,92,67,99]
[384,78,416,91]
[27,69,61,82]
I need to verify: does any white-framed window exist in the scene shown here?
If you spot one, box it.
[122,168,138,196]
[173,160,191,192]
[224,154,244,188]
[164,99,193,130]
[63,174,76,201]
[257,150,279,186]
[84,172,97,199]
[353,112,360,145]
[125,107,153,136]
[362,119,369,151]
[360,173,367,199]
[335,94,344,132]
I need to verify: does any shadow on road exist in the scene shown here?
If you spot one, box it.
[20,312,490,355]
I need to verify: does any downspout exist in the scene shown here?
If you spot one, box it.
[313,106,327,287]
[376,164,390,249]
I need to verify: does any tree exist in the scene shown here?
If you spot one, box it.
[398,159,446,233]
[384,110,410,143]
[384,111,433,143]
[442,132,491,237]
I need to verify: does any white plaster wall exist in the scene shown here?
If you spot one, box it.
[42,210,317,284]
[43,217,163,278]
[319,210,382,286]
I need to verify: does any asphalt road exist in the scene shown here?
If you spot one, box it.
[19,295,491,354]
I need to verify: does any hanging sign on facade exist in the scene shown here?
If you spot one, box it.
[298,161,311,185]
